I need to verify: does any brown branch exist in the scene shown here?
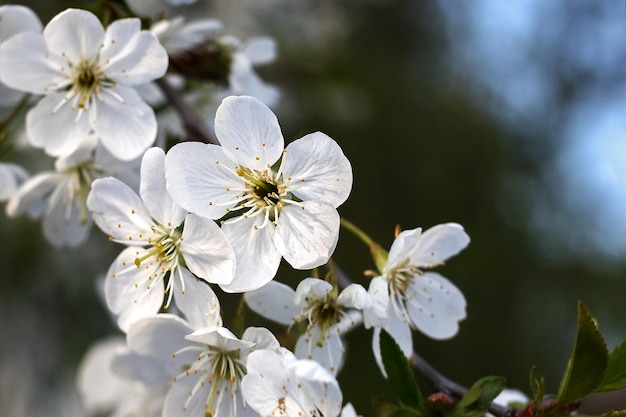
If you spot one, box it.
[154,77,219,145]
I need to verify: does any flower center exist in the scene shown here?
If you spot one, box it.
[173,345,247,416]
[302,293,342,347]
[70,59,114,109]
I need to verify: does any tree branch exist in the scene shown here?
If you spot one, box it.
[155,77,219,145]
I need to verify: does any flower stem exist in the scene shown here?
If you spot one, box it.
[340,217,375,247]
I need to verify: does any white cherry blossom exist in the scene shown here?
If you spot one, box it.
[127,314,280,417]
[244,278,366,375]
[372,223,469,368]
[6,134,139,247]
[241,349,344,417]
[165,95,352,292]
[87,147,234,332]
[0,8,168,159]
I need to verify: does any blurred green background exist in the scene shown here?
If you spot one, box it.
[2,0,626,415]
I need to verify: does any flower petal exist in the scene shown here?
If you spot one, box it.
[0,163,28,201]
[26,94,92,157]
[5,172,64,218]
[363,276,389,329]
[214,95,284,170]
[282,132,353,207]
[294,278,332,306]
[126,314,196,375]
[174,268,222,329]
[274,200,340,269]
[241,327,281,356]
[95,86,157,160]
[293,359,343,416]
[165,141,243,219]
[372,309,413,376]
[405,271,466,340]
[87,177,153,243]
[244,281,299,325]
[101,19,168,85]
[104,247,166,332]
[139,147,186,226]
[220,216,281,292]
[242,36,277,65]
[295,328,344,376]
[337,283,369,310]
[0,5,42,40]
[389,223,470,268]
[42,181,92,247]
[43,9,104,63]
[180,213,236,285]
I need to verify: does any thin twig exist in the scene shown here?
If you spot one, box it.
[155,77,219,145]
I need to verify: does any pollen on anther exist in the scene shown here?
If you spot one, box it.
[255,156,260,160]
[235,147,240,151]
[131,209,135,214]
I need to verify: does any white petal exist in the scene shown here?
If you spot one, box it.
[244,281,299,325]
[243,350,308,415]
[26,94,92,157]
[54,133,98,170]
[0,32,64,94]
[242,36,277,65]
[174,268,222,329]
[126,314,196,376]
[241,327,281,355]
[139,147,186,226]
[282,132,353,207]
[42,180,92,247]
[76,337,131,415]
[0,5,42,41]
[295,328,344,376]
[214,95,284,170]
[5,172,64,218]
[0,163,28,201]
[104,247,165,332]
[101,19,168,85]
[372,309,413,376]
[274,201,340,269]
[412,223,470,265]
[294,278,332,306]
[229,54,281,107]
[43,9,104,63]
[363,276,389,329]
[180,213,236,285]
[87,177,153,242]
[341,403,358,417]
[293,359,343,416]
[337,283,369,310]
[220,216,281,292]
[186,326,254,351]
[95,87,157,160]
[405,272,466,340]
[165,142,243,219]
[162,375,209,417]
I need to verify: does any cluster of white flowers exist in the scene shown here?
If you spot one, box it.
[0,2,478,416]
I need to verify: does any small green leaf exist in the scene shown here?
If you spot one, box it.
[388,405,424,417]
[557,302,609,402]
[380,329,423,409]
[595,340,626,392]
[530,365,545,405]
[456,376,506,417]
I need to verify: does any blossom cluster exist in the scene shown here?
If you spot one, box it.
[0,3,480,417]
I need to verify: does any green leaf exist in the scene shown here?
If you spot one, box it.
[380,329,423,409]
[388,405,424,417]
[557,302,609,402]
[530,365,545,405]
[456,376,506,417]
[577,412,626,417]
[595,340,626,392]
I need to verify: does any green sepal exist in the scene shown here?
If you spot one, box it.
[454,376,506,417]
[371,242,390,275]
[557,302,609,402]
[380,329,423,409]
[387,405,424,417]
[594,340,626,392]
